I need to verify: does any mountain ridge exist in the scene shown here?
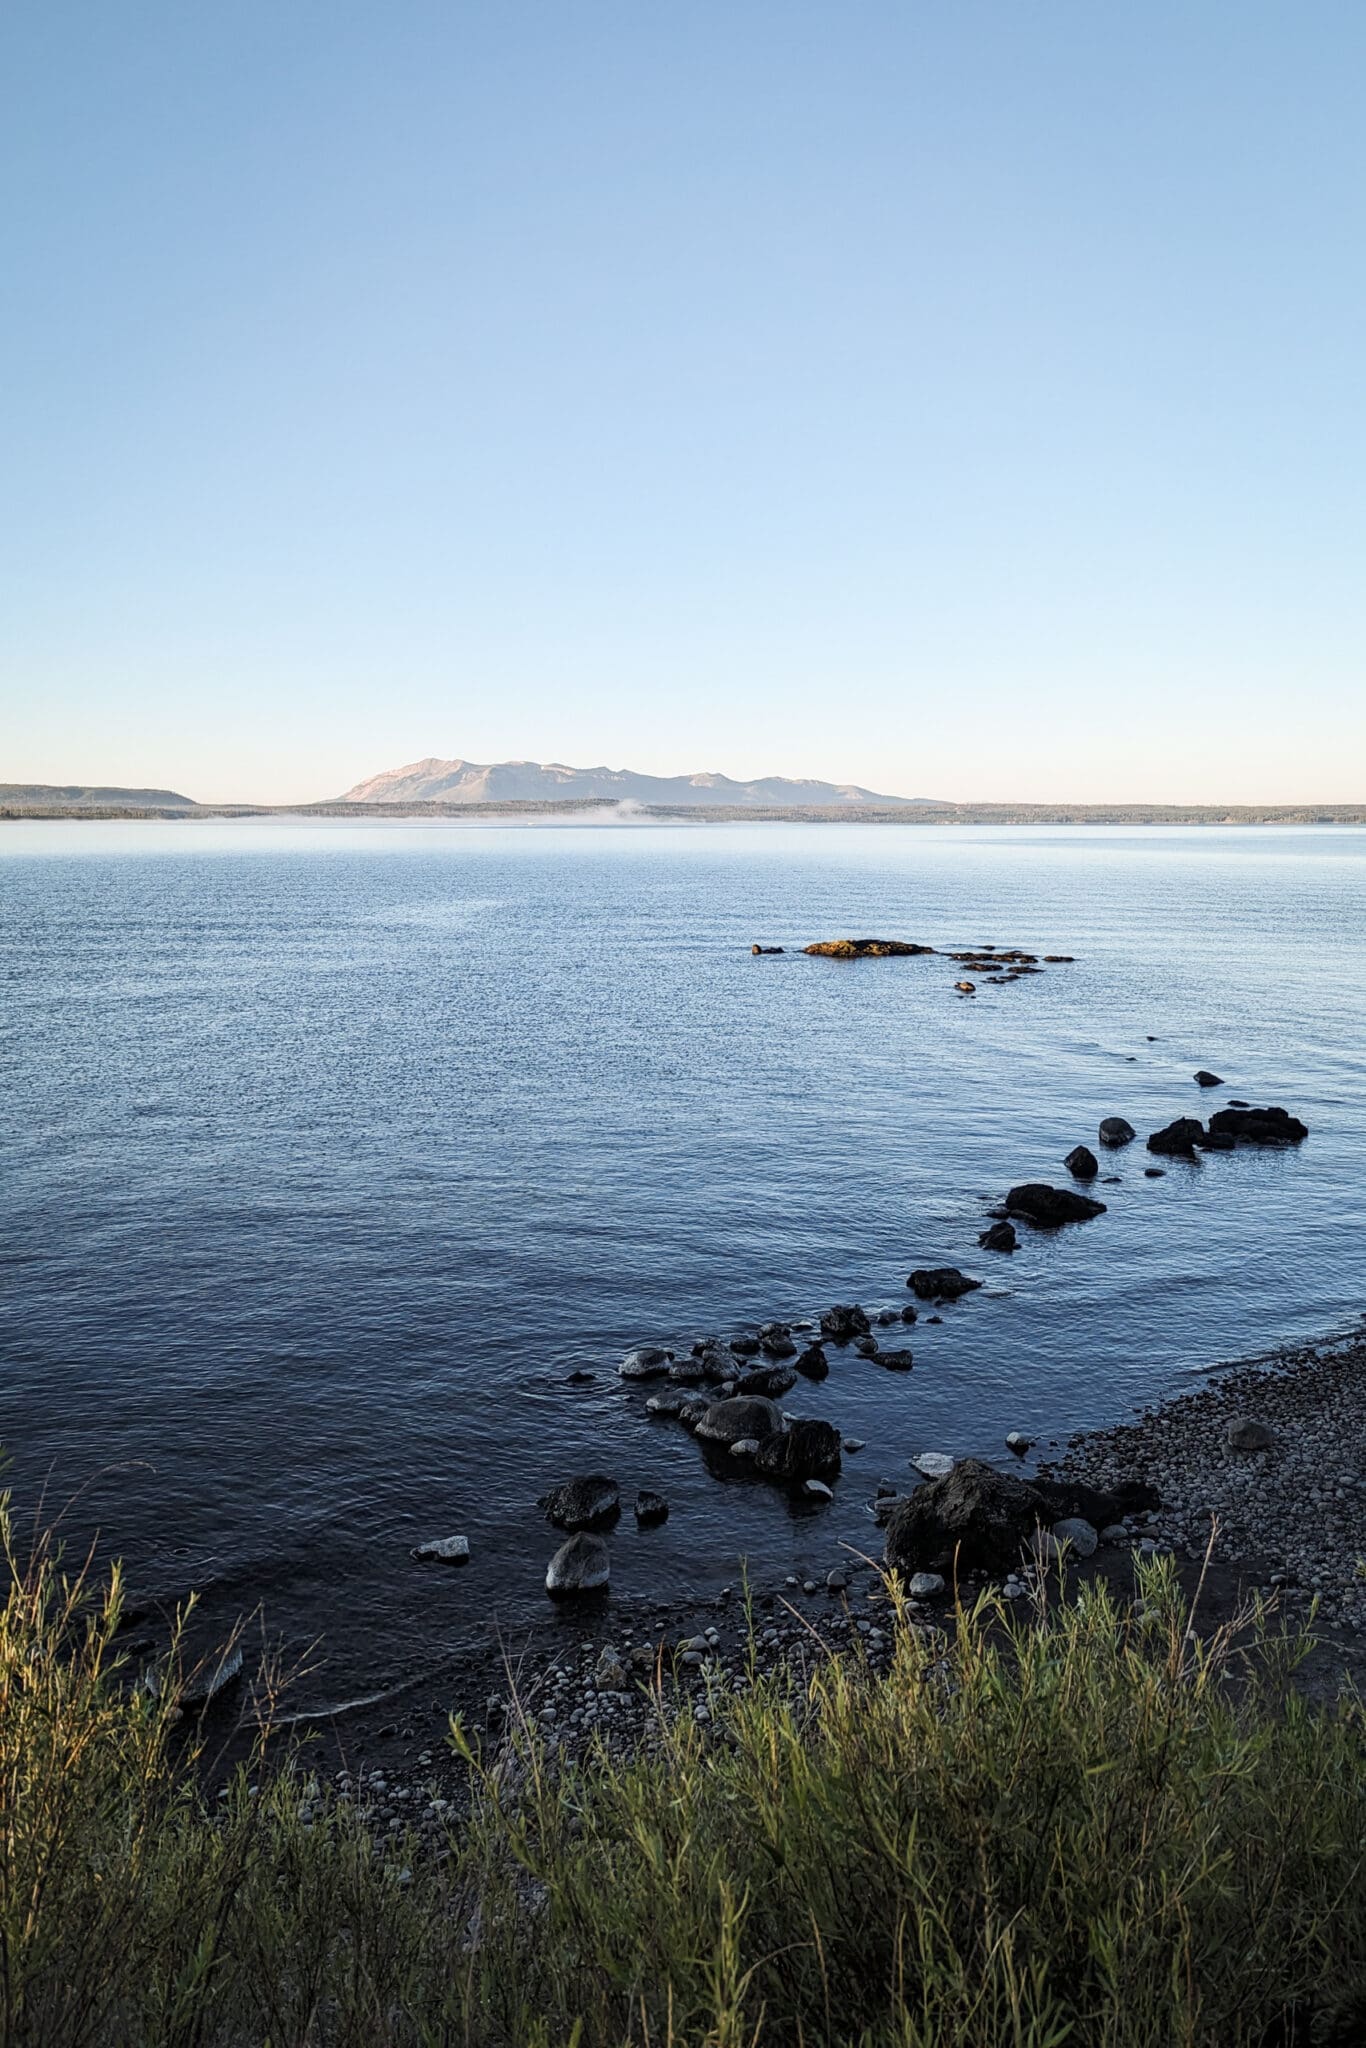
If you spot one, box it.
[339,756,935,807]
[0,783,197,808]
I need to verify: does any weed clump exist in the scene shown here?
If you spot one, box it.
[2,1498,1363,2045]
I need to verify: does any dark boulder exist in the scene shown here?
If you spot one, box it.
[752,1418,842,1484]
[1031,1475,1160,1526]
[853,1334,879,1357]
[877,1347,915,1371]
[795,1342,830,1380]
[908,1267,982,1301]
[541,1476,621,1530]
[978,1220,1017,1254]
[1193,1070,1223,1087]
[1064,1144,1099,1179]
[634,1490,670,1526]
[1098,1117,1136,1147]
[883,1459,1048,1575]
[1207,1105,1308,1146]
[735,1362,798,1399]
[820,1304,871,1343]
[901,1303,919,1324]
[728,1331,761,1358]
[694,1396,785,1445]
[1005,1183,1107,1226]
[751,945,784,954]
[1147,1119,1206,1158]
[760,1331,798,1360]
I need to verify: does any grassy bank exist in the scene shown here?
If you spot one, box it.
[3,1504,1364,2046]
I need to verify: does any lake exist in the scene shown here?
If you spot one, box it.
[2,820,1363,1714]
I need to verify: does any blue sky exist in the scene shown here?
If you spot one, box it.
[3,2,1364,804]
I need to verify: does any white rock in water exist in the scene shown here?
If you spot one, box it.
[804,1479,834,1500]
[1049,1517,1099,1557]
[728,1438,761,1457]
[545,1533,611,1595]
[1005,1432,1033,1455]
[908,1572,946,1598]
[411,1534,470,1564]
[912,1452,955,1480]
[620,1347,673,1380]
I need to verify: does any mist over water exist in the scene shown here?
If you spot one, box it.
[2,822,1363,1709]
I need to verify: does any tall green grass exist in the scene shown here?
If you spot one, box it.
[2,1497,1362,2045]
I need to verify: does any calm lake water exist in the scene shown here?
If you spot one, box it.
[2,820,1363,1712]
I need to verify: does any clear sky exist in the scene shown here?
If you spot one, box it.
[3,2,1364,805]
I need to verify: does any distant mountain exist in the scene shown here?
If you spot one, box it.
[339,757,932,808]
[0,783,197,808]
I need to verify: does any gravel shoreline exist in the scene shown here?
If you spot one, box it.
[257,1323,1366,1845]
[1046,1323,1366,1635]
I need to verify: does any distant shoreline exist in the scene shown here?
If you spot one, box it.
[5,800,1366,827]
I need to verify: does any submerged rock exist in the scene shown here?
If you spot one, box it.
[820,1304,871,1343]
[545,1533,610,1596]
[411,1534,470,1564]
[1193,1070,1224,1087]
[1098,1116,1137,1147]
[803,938,936,959]
[541,1476,621,1531]
[908,1267,982,1301]
[1005,1183,1107,1226]
[633,1490,670,1525]
[645,1387,694,1418]
[853,1334,879,1357]
[877,1347,915,1371]
[978,1220,1017,1253]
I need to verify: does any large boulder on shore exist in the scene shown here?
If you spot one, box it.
[1147,1118,1206,1158]
[1005,1183,1107,1226]
[694,1396,785,1445]
[883,1459,1048,1575]
[804,938,936,959]
[545,1533,610,1596]
[540,1476,620,1531]
[1207,1105,1308,1146]
[907,1267,981,1302]
[883,1460,1159,1577]
[752,1418,842,1484]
